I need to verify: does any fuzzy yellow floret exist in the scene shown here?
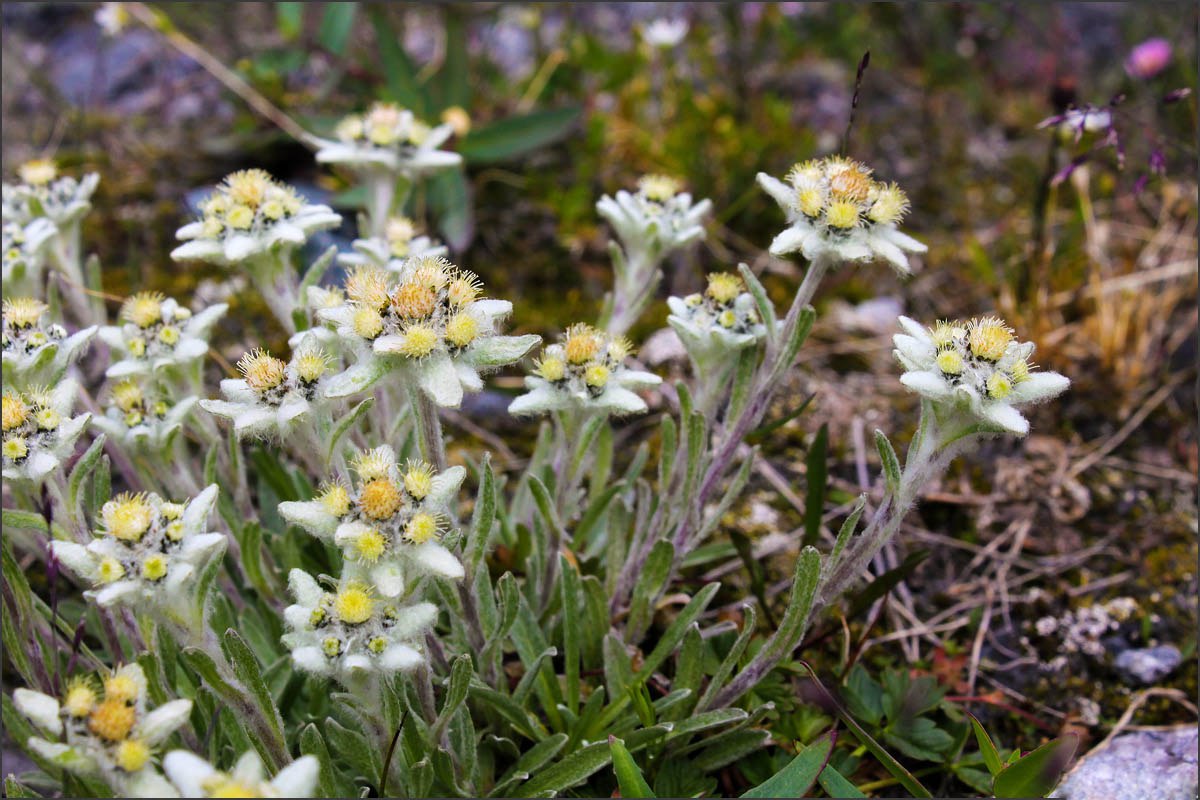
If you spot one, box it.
[112,380,144,413]
[402,462,435,500]
[63,679,97,718]
[444,313,479,348]
[828,163,874,202]
[967,317,1013,361]
[824,200,862,230]
[318,483,351,517]
[102,493,154,542]
[386,216,416,245]
[3,297,46,328]
[88,698,136,742]
[223,169,272,208]
[321,636,342,658]
[121,292,166,328]
[3,437,28,461]
[224,205,255,230]
[986,372,1013,400]
[535,355,565,382]
[128,337,146,358]
[141,554,169,582]
[563,324,601,364]
[1009,359,1031,383]
[104,671,141,704]
[354,447,393,482]
[203,775,259,799]
[115,738,152,772]
[333,583,375,625]
[446,270,482,308]
[796,187,825,217]
[352,307,384,340]
[336,115,363,142]
[408,257,451,291]
[930,320,959,350]
[404,512,440,544]
[705,273,743,305]
[238,349,287,392]
[35,407,61,431]
[359,478,402,520]
[398,324,439,358]
[97,557,125,584]
[19,159,57,186]
[157,325,180,346]
[638,174,681,202]
[717,309,737,328]
[2,392,28,432]
[607,336,634,362]
[353,528,388,563]
[390,282,438,319]
[867,183,910,224]
[936,349,964,375]
[584,363,610,388]
[346,267,390,310]
[292,349,329,384]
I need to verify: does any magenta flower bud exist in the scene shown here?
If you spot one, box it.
[1125,38,1172,79]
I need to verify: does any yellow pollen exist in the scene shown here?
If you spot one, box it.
[705,273,743,305]
[88,699,136,742]
[353,448,393,481]
[968,318,1013,361]
[607,336,634,362]
[2,392,29,431]
[293,350,329,383]
[102,493,154,542]
[63,681,97,718]
[237,349,287,392]
[35,407,61,430]
[584,363,610,388]
[936,349,964,375]
[121,292,165,328]
[367,636,388,655]
[717,309,737,328]
[3,437,28,461]
[3,297,46,328]
[104,670,140,704]
[824,200,862,229]
[796,187,825,217]
[97,557,125,584]
[407,257,450,290]
[164,521,184,541]
[318,484,351,517]
[128,337,146,357]
[404,512,440,544]
[684,293,703,307]
[352,307,384,339]
[444,313,479,347]
[112,380,144,412]
[141,554,169,581]
[18,159,57,186]
[403,462,435,499]
[346,267,390,310]
[157,325,180,346]
[225,205,254,230]
[223,169,272,208]
[204,776,262,799]
[535,355,565,382]
[353,529,388,563]
[261,200,285,221]
[638,174,681,202]
[446,271,482,307]
[986,372,1013,399]
[563,324,601,364]
[115,738,152,772]
[867,184,909,224]
[321,637,342,658]
[334,584,375,625]
[160,502,184,520]
[1009,359,1031,383]
[398,325,439,358]
[829,166,873,202]
[787,159,823,185]
[390,282,438,319]
[359,478,403,520]
[930,321,959,350]
[336,115,363,141]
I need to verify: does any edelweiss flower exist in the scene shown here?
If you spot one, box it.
[50,485,224,608]
[319,257,540,407]
[2,297,97,385]
[91,378,197,452]
[315,103,463,176]
[200,338,332,440]
[643,18,689,48]
[281,570,437,681]
[164,750,319,799]
[893,316,1070,436]
[14,663,191,798]
[3,160,100,227]
[171,169,341,267]
[280,445,465,595]
[509,324,662,417]
[667,272,770,367]
[758,156,926,273]
[596,174,711,261]
[99,293,227,378]
[337,215,448,271]
[2,217,57,292]
[2,380,90,484]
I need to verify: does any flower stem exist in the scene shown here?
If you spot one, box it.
[408,385,447,472]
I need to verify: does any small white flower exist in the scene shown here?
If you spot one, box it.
[315,103,463,177]
[50,485,225,609]
[337,215,449,271]
[15,663,191,798]
[319,257,540,408]
[596,175,711,262]
[99,294,227,379]
[281,570,437,682]
[280,445,465,595]
[643,18,689,48]
[667,271,771,370]
[893,315,1069,436]
[509,324,662,418]
[164,749,320,798]
[1,296,97,385]
[200,337,332,440]
[2,380,90,484]
[758,156,926,273]
[95,3,129,36]
[90,378,197,452]
[2,217,58,293]
[3,161,100,228]
[170,169,341,268]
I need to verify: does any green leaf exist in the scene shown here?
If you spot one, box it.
[465,455,495,572]
[561,557,582,713]
[626,540,674,640]
[665,707,749,740]
[298,723,342,799]
[768,547,821,660]
[969,713,1004,776]
[875,429,902,495]
[3,777,37,798]
[434,654,473,738]
[438,7,470,109]
[492,733,568,795]
[221,629,284,745]
[803,424,828,548]
[737,263,778,339]
[459,108,582,164]
[830,495,866,564]
[742,730,835,798]
[519,726,669,797]
[276,2,303,40]
[817,761,866,798]
[326,397,374,466]
[638,582,719,679]
[324,716,381,782]
[318,2,358,55]
[2,508,47,533]
[67,433,106,515]
[698,605,757,710]
[992,735,1079,798]
[367,7,425,112]
[610,736,656,798]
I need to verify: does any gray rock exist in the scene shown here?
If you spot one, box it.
[1052,725,1197,800]
[1114,645,1183,685]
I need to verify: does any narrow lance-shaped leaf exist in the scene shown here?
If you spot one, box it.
[875,429,902,496]
[803,424,828,548]
[741,730,836,798]
[992,734,1079,799]
[610,736,656,798]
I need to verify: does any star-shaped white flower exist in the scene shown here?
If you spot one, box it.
[2,380,90,484]
[666,271,771,370]
[90,379,197,453]
[893,315,1069,436]
[280,445,465,595]
[50,485,225,609]
[2,297,97,385]
[596,174,711,261]
[281,570,437,682]
[2,217,57,293]
[99,294,226,379]
[3,162,100,228]
[758,156,927,273]
[336,215,449,272]
[509,324,662,418]
[315,103,463,176]
[164,749,320,799]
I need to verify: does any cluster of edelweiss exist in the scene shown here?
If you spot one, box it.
[3,97,1067,797]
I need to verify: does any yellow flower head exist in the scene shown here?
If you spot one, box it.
[121,292,165,328]
[141,554,169,582]
[796,187,825,217]
[157,325,180,346]
[534,355,566,382]
[705,273,743,305]
[563,323,602,365]
[104,670,141,704]
[333,582,375,625]
[967,317,1013,362]
[986,371,1013,400]
[88,698,136,742]
[111,380,144,413]
[717,309,737,328]
[4,437,29,461]
[102,493,154,542]
[444,313,479,348]
[63,677,98,718]
[160,501,185,520]
[222,169,273,209]
[321,636,342,658]
[930,320,960,350]
[827,160,874,202]
[824,199,862,230]
[97,557,125,584]
[2,392,29,432]
[606,336,635,362]
[584,364,610,388]
[318,483,352,517]
[390,282,438,319]
[115,738,152,773]
[786,159,824,186]
[385,216,416,247]
[359,478,403,520]
[404,512,441,544]
[128,337,146,358]
[19,159,57,186]
[408,256,451,291]
[402,461,435,500]
[35,407,61,431]
[441,105,472,136]
[237,349,287,392]
[3,297,47,329]
[353,447,394,482]
[335,114,363,142]
[352,307,385,340]
[398,323,439,358]
[638,174,681,202]
[345,267,390,310]
[224,204,254,230]
[1009,358,1031,384]
[446,270,483,308]
[292,347,330,384]
[352,528,388,563]
[867,183,910,224]
[936,349,964,375]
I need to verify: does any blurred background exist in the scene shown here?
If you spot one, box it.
[3,0,1197,773]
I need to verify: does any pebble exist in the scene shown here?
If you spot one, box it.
[1052,725,1197,800]
[1114,644,1183,685]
